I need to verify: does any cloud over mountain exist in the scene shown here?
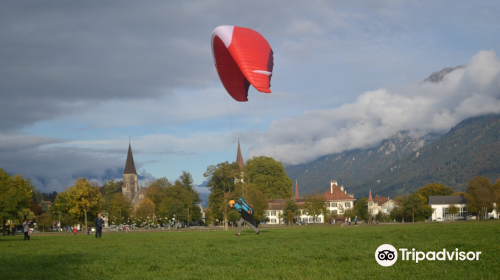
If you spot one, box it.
[248,50,500,165]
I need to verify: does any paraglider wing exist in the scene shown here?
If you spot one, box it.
[211,25,274,102]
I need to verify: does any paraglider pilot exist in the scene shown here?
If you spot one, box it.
[229,198,261,236]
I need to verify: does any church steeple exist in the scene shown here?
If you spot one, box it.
[294,180,300,199]
[123,142,138,202]
[236,138,244,169]
[368,189,373,202]
[124,143,137,175]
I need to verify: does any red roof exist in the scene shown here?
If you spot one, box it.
[368,190,373,202]
[373,195,389,206]
[323,183,356,201]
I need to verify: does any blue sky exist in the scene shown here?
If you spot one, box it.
[1,1,500,194]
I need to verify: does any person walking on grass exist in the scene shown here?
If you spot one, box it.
[229,198,260,236]
[94,212,104,238]
[354,216,358,226]
[22,219,32,241]
[73,226,77,235]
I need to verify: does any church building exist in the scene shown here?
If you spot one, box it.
[122,143,147,208]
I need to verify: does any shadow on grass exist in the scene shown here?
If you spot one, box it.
[2,251,96,279]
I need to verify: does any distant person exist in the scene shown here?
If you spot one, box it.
[354,216,358,226]
[95,213,104,238]
[229,198,260,236]
[344,217,347,226]
[87,226,91,235]
[371,216,375,224]
[348,217,351,226]
[73,227,77,235]
[22,219,32,241]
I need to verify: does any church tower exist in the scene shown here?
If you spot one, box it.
[123,143,138,202]
[235,138,245,183]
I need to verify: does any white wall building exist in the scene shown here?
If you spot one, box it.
[265,181,356,224]
[429,195,498,221]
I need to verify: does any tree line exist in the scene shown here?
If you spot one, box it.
[1,167,203,235]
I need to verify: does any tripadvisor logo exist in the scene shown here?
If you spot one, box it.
[375,244,482,267]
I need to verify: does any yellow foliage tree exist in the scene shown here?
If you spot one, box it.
[66,178,104,233]
[135,198,156,227]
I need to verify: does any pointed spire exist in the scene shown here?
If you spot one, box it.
[124,143,137,175]
[236,137,244,169]
[294,180,300,199]
[368,189,373,202]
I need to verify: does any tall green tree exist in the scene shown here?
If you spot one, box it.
[107,193,133,225]
[245,187,268,224]
[283,199,300,225]
[0,169,34,236]
[32,189,49,214]
[245,156,293,199]
[303,194,327,224]
[156,172,202,226]
[416,183,454,204]
[353,197,369,221]
[205,162,240,229]
[465,176,495,219]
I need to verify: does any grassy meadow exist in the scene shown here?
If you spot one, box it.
[1,221,499,279]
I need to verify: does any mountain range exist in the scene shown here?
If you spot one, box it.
[285,114,500,199]
[284,65,500,199]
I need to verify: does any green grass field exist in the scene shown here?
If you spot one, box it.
[1,221,499,279]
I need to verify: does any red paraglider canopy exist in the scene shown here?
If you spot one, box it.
[211,26,274,102]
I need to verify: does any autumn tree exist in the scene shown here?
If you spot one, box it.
[32,189,49,214]
[0,169,34,236]
[465,176,495,220]
[135,198,156,222]
[416,183,454,204]
[37,212,55,232]
[304,194,327,224]
[391,193,432,223]
[245,156,293,199]
[65,178,104,233]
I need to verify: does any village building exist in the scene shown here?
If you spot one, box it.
[367,190,396,218]
[264,180,356,224]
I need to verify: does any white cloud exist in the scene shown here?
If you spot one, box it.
[248,50,500,165]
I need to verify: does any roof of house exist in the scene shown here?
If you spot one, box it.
[428,195,467,205]
[373,195,389,206]
[268,198,306,210]
[323,184,356,201]
[123,143,137,175]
